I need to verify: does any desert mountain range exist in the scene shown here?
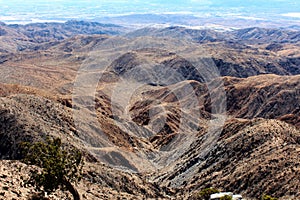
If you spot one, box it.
[0,21,299,199]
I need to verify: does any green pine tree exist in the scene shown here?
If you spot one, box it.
[21,137,84,200]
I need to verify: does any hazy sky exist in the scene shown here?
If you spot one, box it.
[0,0,299,24]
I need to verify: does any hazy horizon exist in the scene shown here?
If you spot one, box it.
[0,0,299,26]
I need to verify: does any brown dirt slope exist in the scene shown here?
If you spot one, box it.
[154,119,300,200]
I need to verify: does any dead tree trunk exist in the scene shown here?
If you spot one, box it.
[63,178,80,200]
